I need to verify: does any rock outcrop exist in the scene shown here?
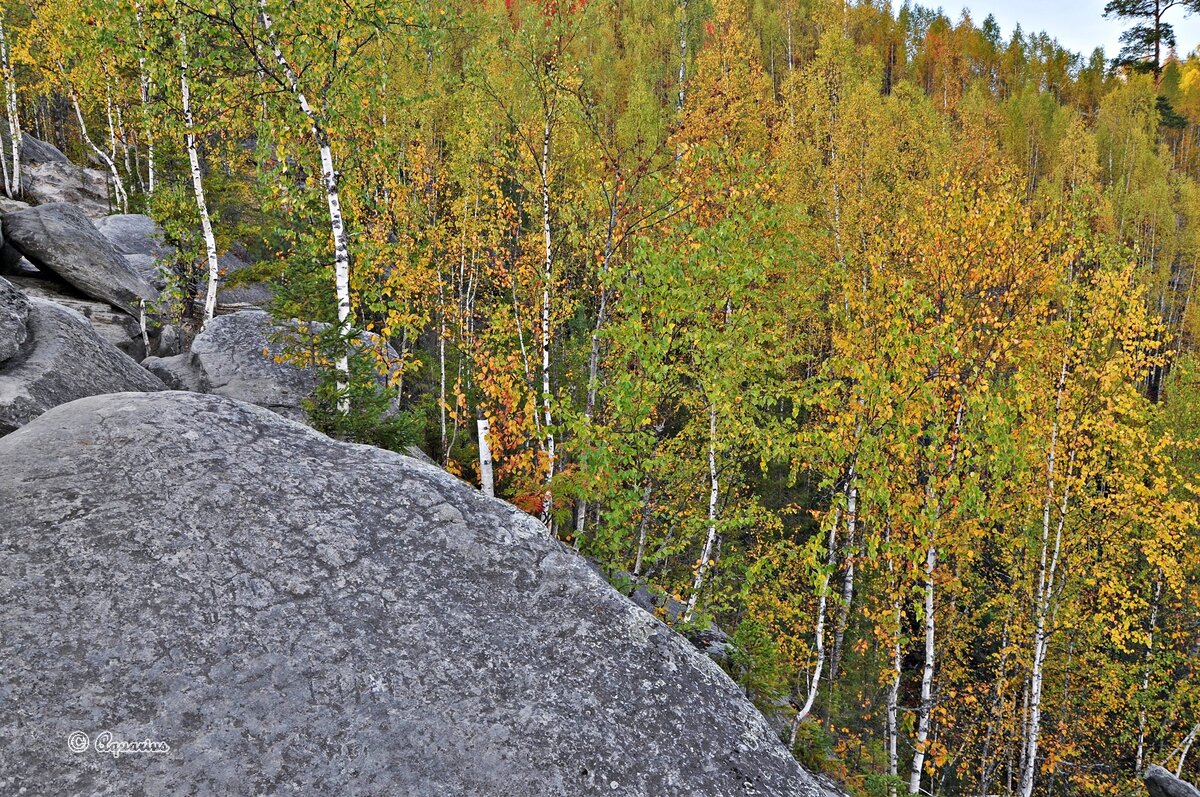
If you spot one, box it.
[1,129,69,164]
[143,309,317,421]
[0,290,164,433]
[0,274,29,362]
[1146,766,1200,797]
[0,391,820,797]
[19,161,112,217]
[7,274,148,359]
[2,202,157,316]
[143,309,396,423]
[94,213,173,287]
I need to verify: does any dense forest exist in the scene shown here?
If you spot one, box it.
[3,0,1199,794]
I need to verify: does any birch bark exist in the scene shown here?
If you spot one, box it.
[258,0,352,412]
[62,68,128,213]
[178,29,222,324]
[0,14,19,198]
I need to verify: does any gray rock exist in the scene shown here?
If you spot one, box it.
[156,323,181,357]
[0,391,820,796]
[3,202,157,316]
[0,298,164,434]
[0,195,31,214]
[1146,766,1200,797]
[19,161,111,217]
[0,244,26,274]
[7,275,147,360]
[189,309,317,421]
[141,352,206,392]
[94,213,173,287]
[0,128,69,164]
[0,275,29,362]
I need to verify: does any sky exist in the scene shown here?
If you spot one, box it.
[950,0,1200,59]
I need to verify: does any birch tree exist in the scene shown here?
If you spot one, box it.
[0,12,20,198]
[253,0,355,411]
[176,26,221,323]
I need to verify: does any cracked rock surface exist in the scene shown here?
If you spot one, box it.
[0,297,164,434]
[2,202,157,316]
[0,275,29,362]
[0,391,819,797]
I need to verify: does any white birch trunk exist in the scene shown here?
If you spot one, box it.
[104,68,118,165]
[439,281,448,461]
[0,14,20,198]
[909,541,937,795]
[539,109,555,526]
[684,403,720,622]
[64,74,127,214]
[885,519,901,797]
[135,3,155,196]
[888,597,902,797]
[1174,721,1200,776]
[676,0,688,112]
[477,418,494,498]
[258,0,352,413]
[574,195,619,545]
[1019,357,1072,797]
[788,507,842,745]
[830,475,857,684]
[633,434,661,577]
[1136,578,1163,772]
[179,31,221,324]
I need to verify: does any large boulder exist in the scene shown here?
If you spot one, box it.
[94,213,173,287]
[0,297,164,434]
[0,391,818,796]
[147,309,396,423]
[1145,766,1200,797]
[19,161,111,218]
[149,309,318,421]
[7,274,147,360]
[0,128,70,164]
[2,202,157,316]
[0,275,29,362]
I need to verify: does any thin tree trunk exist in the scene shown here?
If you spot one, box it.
[1174,721,1200,775]
[439,279,448,462]
[62,69,128,213]
[979,606,1015,797]
[179,30,221,324]
[909,541,937,795]
[830,473,858,684]
[575,191,619,546]
[676,0,688,112]
[684,402,720,622]
[885,520,902,797]
[135,3,155,195]
[539,105,555,526]
[1136,578,1164,772]
[1019,356,1073,797]
[0,14,20,198]
[789,508,841,745]
[258,0,351,413]
[477,418,494,497]
[633,433,661,576]
[104,67,118,166]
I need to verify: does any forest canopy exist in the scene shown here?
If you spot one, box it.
[3,0,1200,795]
